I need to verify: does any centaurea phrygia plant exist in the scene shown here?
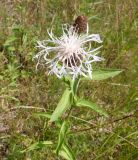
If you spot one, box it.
[31,16,122,159]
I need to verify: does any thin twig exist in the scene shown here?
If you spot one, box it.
[4,106,46,113]
[70,113,138,149]
[70,112,136,134]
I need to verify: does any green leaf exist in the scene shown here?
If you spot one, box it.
[76,99,108,117]
[59,143,76,160]
[21,141,53,153]
[34,112,51,119]
[56,121,69,155]
[71,77,80,97]
[82,69,123,81]
[50,89,72,122]
[59,150,71,160]
[7,46,16,51]
[62,76,71,86]
[34,112,62,127]
[4,36,17,47]
[3,95,19,102]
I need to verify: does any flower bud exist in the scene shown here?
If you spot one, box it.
[73,15,88,34]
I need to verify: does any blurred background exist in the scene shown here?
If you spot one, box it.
[0,0,138,159]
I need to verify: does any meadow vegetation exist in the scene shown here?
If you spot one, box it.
[0,0,138,159]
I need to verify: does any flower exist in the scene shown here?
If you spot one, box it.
[34,24,103,79]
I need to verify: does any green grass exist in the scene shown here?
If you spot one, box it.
[0,0,138,159]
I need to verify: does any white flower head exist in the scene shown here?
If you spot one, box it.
[34,24,103,79]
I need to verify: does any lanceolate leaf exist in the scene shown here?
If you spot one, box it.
[56,121,69,155]
[34,112,52,119]
[71,77,80,97]
[59,150,71,160]
[34,112,62,127]
[59,143,76,160]
[50,89,72,122]
[76,99,108,117]
[82,69,123,81]
[21,141,53,153]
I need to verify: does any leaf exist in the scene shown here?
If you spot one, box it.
[82,69,123,81]
[7,46,16,51]
[76,99,108,117]
[56,121,69,155]
[4,95,19,102]
[59,150,71,160]
[21,141,53,153]
[4,36,17,47]
[62,76,71,86]
[50,89,72,122]
[34,112,52,119]
[59,143,76,160]
[34,112,62,127]
[71,77,80,97]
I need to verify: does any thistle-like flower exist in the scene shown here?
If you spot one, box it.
[34,24,103,79]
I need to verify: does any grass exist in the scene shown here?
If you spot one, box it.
[0,0,138,159]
